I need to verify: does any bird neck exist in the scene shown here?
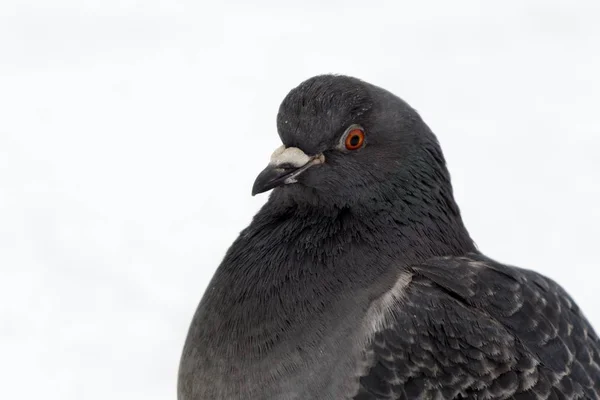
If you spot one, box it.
[183,188,476,375]
[259,188,475,266]
[194,190,475,352]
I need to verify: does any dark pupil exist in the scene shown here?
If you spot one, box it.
[349,135,360,147]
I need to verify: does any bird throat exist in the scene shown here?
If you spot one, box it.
[190,193,475,363]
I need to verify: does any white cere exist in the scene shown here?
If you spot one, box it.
[269,146,312,167]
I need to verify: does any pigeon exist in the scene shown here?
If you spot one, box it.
[178,75,600,399]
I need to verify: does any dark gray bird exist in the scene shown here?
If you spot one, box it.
[178,75,600,399]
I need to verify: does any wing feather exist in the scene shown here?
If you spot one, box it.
[353,254,600,399]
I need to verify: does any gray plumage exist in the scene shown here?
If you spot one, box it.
[178,75,600,399]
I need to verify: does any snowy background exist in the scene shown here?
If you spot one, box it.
[1,1,600,399]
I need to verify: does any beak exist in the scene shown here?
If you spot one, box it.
[252,146,325,196]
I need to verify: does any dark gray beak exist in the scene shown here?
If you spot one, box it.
[251,146,324,196]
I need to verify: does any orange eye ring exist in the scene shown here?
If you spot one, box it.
[344,128,365,150]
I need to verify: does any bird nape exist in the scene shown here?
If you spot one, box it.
[178,75,600,400]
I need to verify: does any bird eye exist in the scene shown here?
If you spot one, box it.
[344,127,365,150]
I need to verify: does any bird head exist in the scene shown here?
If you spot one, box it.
[252,75,452,211]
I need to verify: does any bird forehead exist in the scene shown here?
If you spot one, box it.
[277,112,340,154]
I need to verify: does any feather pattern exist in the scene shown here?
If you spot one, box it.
[354,254,600,399]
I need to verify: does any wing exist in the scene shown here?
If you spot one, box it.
[353,254,600,400]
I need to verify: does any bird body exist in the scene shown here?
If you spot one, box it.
[178,75,600,399]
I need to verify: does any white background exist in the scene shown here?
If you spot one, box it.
[1,1,599,399]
